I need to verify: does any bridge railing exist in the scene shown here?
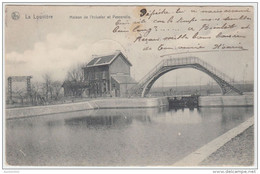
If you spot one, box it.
[132,56,235,94]
[136,57,199,89]
[136,59,166,88]
[164,57,197,66]
[164,57,233,83]
[196,58,232,83]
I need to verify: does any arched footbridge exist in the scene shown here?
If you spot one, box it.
[131,57,243,97]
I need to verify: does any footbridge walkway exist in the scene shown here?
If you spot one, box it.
[130,57,243,97]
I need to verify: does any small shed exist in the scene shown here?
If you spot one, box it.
[111,75,137,97]
[62,80,88,97]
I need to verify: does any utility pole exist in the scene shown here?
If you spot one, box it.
[200,77,203,95]
[8,77,12,104]
[162,76,164,96]
[175,73,177,96]
[243,64,248,92]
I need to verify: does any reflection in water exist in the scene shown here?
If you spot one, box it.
[64,109,158,128]
[6,106,253,166]
[65,115,133,128]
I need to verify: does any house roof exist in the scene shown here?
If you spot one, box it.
[85,52,132,68]
[111,75,137,84]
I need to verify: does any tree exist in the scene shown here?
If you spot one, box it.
[64,63,88,97]
[66,63,85,82]
[31,81,44,105]
[52,81,63,100]
[42,73,52,101]
[14,88,26,105]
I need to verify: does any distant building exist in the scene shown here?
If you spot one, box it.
[83,51,137,97]
[62,80,88,97]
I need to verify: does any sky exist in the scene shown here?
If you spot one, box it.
[4,5,255,87]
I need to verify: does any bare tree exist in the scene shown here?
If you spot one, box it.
[52,81,63,100]
[31,82,45,105]
[14,89,26,105]
[42,73,52,101]
[64,63,88,97]
[66,63,85,82]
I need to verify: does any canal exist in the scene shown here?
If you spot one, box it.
[6,106,253,166]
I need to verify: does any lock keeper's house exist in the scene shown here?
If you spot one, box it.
[83,51,137,97]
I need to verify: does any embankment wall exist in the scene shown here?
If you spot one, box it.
[6,97,168,119]
[198,95,253,107]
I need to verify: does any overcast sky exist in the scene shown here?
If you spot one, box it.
[5,5,254,87]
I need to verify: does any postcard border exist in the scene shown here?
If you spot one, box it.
[1,1,258,171]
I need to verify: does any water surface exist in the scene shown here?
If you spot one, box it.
[6,107,253,166]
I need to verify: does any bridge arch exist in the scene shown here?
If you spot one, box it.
[142,64,227,97]
[131,57,242,97]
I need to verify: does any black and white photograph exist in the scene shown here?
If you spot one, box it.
[2,2,257,171]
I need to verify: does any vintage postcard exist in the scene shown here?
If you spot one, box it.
[3,3,256,169]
